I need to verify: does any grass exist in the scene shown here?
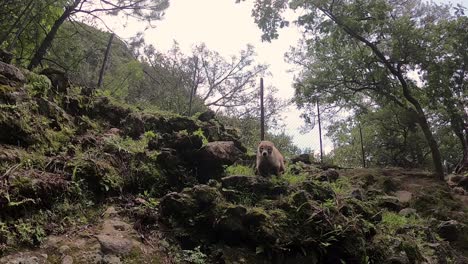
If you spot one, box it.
[380,211,424,233]
[226,164,255,176]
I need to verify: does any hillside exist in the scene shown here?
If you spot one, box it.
[0,61,467,263]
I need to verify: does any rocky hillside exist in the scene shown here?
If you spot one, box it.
[0,61,467,264]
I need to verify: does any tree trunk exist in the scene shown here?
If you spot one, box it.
[28,0,81,70]
[417,115,445,179]
[97,33,115,89]
[454,136,468,174]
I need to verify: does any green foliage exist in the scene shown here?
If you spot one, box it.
[248,0,467,175]
[23,71,51,97]
[226,165,255,176]
[330,176,353,196]
[180,246,208,264]
[193,128,208,145]
[103,135,149,154]
[380,211,423,233]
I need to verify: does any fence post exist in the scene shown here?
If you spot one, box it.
[317,99,323,163]
[260,78,265,141]
[359,122,366,168]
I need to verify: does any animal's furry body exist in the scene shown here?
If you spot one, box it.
[256,141,285,177]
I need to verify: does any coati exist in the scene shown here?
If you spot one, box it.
[256,140,285,177]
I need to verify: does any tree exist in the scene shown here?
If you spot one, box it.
[23,0,169,70]
[245,0,468,179]
[327,105,431,169]
[140,42,270,116]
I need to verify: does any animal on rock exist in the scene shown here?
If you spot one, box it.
[256,140,285,177]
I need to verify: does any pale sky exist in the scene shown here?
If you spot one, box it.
[91,0,467,155]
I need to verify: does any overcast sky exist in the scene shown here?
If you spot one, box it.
[96,0,467,154]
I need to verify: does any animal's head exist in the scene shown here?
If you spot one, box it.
[258,141,275,158]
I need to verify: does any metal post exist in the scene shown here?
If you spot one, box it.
[260,78,265,141]
[317,99,323,163]
[359,122,366,168]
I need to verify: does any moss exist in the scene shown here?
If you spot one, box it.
[23,71,51,97]
[226,164,255,176]
[193,128,209,145]
[69,158,123,195]
[411,187,461,217]
[0,103,44,146]
[103,134,150,154]
[330,176,353,196]
[380,211,424,233]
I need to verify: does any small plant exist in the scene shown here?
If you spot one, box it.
[380,211,423,233]
[226,164,255,176]
[193,128,208,145]
[181,246,208,264]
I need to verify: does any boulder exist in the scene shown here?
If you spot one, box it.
[121,113,144,139]
[291,154,311,164]
[395,191,412,206]
[221,175,287,198]
[96,234,133,255]
[457,176,468,192]
[437,220,462,241]
[197,110,215,121]
[39,68,69,93]
[298,180,334,201]
[317,169,340,182]
[377,196,403,212]
[0,49,13,64]
[195,141,244,182]
[350,188,365,201]
[196,141,243,165]
[398,208,418,217]
[0,61,26,87]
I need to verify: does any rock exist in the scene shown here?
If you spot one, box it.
[58,245,71,255]
[437,220,461,241]
[395,191,412,205]
[103,207,119,218]
[96,234,134,255]
[291,154,311,164]
[165,132,203,151]
[382,178,399,193]
[183,185,221,208]
[0,49,13,64]
[350,188,365,201]
[452,186,466,195]
[299,180,334,201]
[198,110,216,121]
[457,176,468,192]
[0,253,47,264]
[61,255,73,264]
[195,141,244,182]
[39,68,69,93]
[167,116,199,132]
[80,251,103,264]
[91,97,132,127]
[221,175,288,197]
[377,196,403,212]
[102,255,122,264]
[215,205,248,236]
[121,113,144,139]
[385,255,410,264]
[0,61,26,86]
[291,190,313,207]
[196,141,243,165]
[159,192,198,223]
[317,169,340,182]
[398,208,417,217]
